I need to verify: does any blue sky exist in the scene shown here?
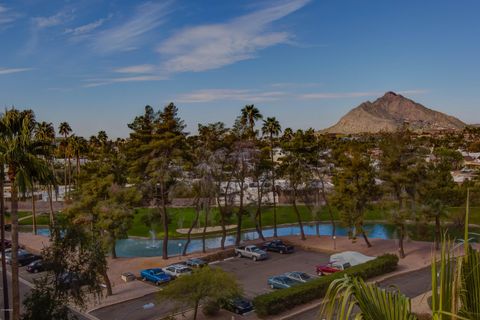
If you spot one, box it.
[1,0,479,137]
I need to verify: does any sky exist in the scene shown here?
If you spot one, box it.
[1,0,479,138]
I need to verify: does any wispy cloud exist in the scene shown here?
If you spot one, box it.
[91,1,172,54]
[300,89,429,100]
[157,0,311,73]
[0,67,32,75]
[270,82,323,88]
[114,64,156,74]
[65,17,106,36]
[83,75,166,88]
[0,3,20,28]
[176,89,287,103]
[32,9,74,28]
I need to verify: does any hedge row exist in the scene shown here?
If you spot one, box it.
[253,253,399,317]
[202,248,236,263]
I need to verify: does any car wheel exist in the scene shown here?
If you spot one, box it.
[252,256,257,262]
[270,284,274,289]
[237,252,242,258]
[279,250,284,254]
[317,272,323,276]
[33,269,38,273]
[156,281,160,286]
[142,277,146,281]
[234,308,240,314]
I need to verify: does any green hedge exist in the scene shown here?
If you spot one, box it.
[253,253,399,317]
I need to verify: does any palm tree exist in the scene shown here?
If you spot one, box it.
[58,122,72,198]
[262,117,281,237]
[1,109,51,320]
[35,121,56,226]
[70,135,87,178]
[321,275,417,320]
[0,128,10,320]
[241,104,263,138]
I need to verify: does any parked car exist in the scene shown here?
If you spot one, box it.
[26,259,49,273]
[184,258,207,268]
[329,251,375,266]
[235,245,268,261]
[58,271,82,290]
[267,275,301,289]
[220,296,254,315]
[316,261,351,276]
[140,268,172,285]
[5,249,37,265]
[261,240,294,254]
[284,271,314,283]
[163,264,192,278]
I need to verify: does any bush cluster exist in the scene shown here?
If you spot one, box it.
[253,253,399,316]
[202,248,236,263]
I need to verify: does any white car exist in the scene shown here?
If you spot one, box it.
[329,251,375,267]
[163,264,192,278]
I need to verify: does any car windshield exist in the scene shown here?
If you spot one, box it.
[153,270,163,275]
[297,273,310,280]
[178,268,191,273]
[252,248,263,253]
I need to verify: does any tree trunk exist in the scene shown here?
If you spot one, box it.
[435,215,441,251]
[0,165,10,320]
[202,200,209,253]
[362,230,372,248]
[235,181,244,246]
[67,156,72,196]
[111,238,117,259]
[48,185,55,228]
[161,182,169,260]
[193,300,199,320]
[292,192,306,240]
[321,178,336,239]
[102,271,113,296]
[398,223,406,258]
[31,186,37,235]
[219,207,227,250]
[255,182,265,241]
[183,199,200,255]
[9,176,20,320]
[270,137,278,238]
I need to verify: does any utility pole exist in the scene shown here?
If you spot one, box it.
[0,164,10,320]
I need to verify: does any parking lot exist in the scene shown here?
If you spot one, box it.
[213,249,330,298]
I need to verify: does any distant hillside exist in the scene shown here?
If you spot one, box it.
[324,92,466,134]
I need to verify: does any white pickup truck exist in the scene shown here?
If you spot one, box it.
[235,245,268,261]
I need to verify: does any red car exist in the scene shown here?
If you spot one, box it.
[315,261,351,276]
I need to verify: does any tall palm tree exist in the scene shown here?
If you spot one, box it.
[1,109,51,320]
[58,122,72,199]
[240,104,263,138]
[35,121,56,226]
[0,129,10,320]
[262,117,281,237]
[70,135,87,179]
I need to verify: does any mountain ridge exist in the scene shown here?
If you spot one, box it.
[323,92,466,134]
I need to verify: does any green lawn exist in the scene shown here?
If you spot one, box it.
[129,204,396,238]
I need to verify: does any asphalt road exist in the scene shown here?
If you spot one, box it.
[288,266,432,320]
[0,266,89,320]
[91,293,176,320]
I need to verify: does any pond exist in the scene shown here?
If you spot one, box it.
[26,223,480,258]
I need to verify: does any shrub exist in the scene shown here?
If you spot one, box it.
[202,299,220,316]
[253,254,399,317]
[202,248,235,263]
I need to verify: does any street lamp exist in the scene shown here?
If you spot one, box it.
[333,235,337,250]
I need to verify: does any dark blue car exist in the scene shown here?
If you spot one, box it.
[140,268,171,285]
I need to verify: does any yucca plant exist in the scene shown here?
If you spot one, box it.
[432,189,480,320]
[320,275,417,320]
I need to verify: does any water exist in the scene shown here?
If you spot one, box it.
[28,223,480,258]
[114,223,397,258]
